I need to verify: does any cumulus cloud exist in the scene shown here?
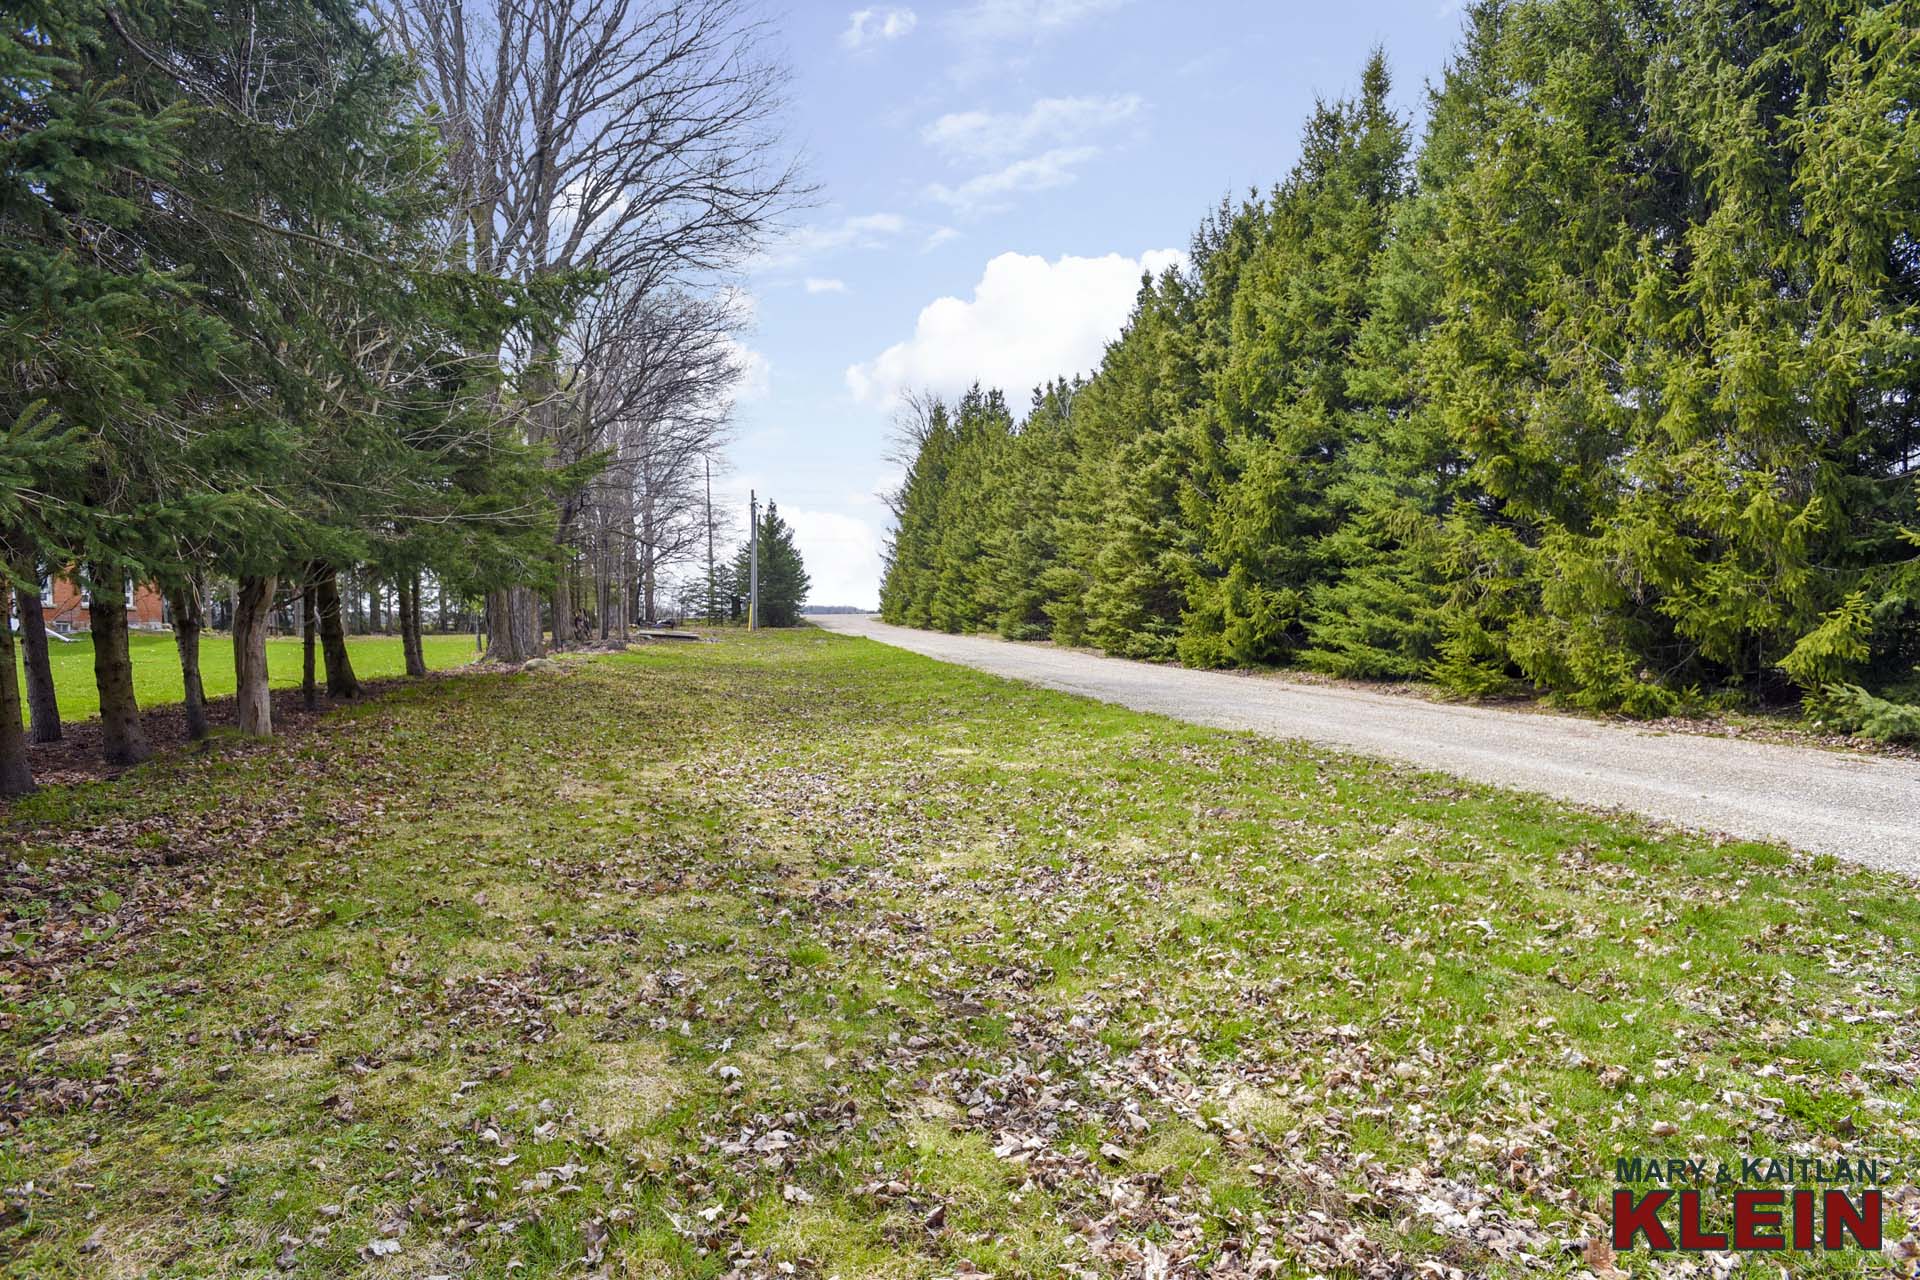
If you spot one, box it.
[922,94,1143,163]
[846,247,1186,406]
[803,277,849,294]
[841,6,917,49]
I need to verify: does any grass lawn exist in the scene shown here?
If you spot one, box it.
[1,630,1914,1277]
[11,631,481,722]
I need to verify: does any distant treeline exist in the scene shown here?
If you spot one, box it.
[881,1,1920,738]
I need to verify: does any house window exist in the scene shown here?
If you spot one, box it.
[39,575,52,606]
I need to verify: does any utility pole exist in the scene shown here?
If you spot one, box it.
[748,489,760,631]
[704,457,716,625]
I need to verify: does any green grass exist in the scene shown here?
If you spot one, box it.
[12,630,480,721]
[2,630,1914,1277]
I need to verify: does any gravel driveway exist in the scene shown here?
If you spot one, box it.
[810,613,1920,875]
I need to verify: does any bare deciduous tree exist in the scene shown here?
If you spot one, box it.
[376,0,809,657]
[567,283,743,626]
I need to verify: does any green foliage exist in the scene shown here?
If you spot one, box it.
[0,0,591,788]
[878,1,1920,724]
[1779,593,1875,691]
[880,385,1087,639]
[0,7,569,605]
[1180,51,1410,669]
[1,0,222,572]
[0,404,90,560]
[1809,683,1920,746]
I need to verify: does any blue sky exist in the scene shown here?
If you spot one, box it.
[724,0,1465,608]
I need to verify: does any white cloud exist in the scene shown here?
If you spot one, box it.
[919,95,1144,214]
[865,469,904,509]
[948,0,1128,41]
[924,145,1099,214]
[841,6,917,49]
[713,291,770,404]
[922,94,1143,163]
[846,247,1186,406]
[756,212,908,269]
[940,0,1130,83]
[728,343,772,401]
[803,276,849,294]
[923,225,961,251]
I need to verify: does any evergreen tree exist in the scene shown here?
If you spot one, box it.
[1067,266,1206,659]
[3,0,568,767]
[2,0,226,768]
[1304,9,1508,681]
[1180,51,1412,668]
[984,380,1081,640]
[880,400,957,627]
[876,4,1918,723]
[736,503,810,627]
[926,386,1015,632]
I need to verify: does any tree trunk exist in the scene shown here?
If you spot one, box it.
[400,572,428,677]
[617,550,631,643]
[166,584,210,741]
[410,575,427,675]
[552,571,574,648]
[483,594,506,667]
[232,575,275,736]
[485,586,542,663]
[485,589,510,661]
[90,572,151,766]
[399,579,414,675]
[302,579,318,710]
[0,595,33,796]
[314,565,359,698]
[395,575,410,663]
[14,575,60,743]
[598,553,611,641]
[621,569,632,639]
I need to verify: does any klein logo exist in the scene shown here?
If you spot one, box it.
[1611,1188,1882,1252]
[1610,1157,1887,1253]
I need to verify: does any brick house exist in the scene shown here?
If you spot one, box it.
[36,574,170,635]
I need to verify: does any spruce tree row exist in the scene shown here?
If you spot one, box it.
[1,0,576,794]
[882,1,1920,736]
